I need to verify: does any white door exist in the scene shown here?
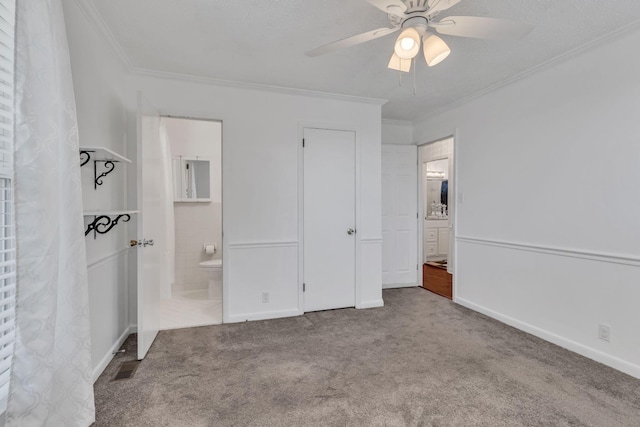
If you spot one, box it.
[303,128,356,312]
[136,93,165,359]
[381,145,418,287]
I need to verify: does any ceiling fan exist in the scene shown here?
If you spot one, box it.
[306,0,533,72]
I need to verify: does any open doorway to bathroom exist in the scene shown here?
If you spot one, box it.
[157,116,223,330]
[419,137,454,299]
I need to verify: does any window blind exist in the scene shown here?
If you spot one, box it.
[0,0,15,413]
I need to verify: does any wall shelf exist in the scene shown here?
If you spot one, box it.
[79,147,131,189]
[83,210,138,238]
[80,147,132,164]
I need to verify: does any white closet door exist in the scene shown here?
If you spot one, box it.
[303,128,356,312]
[382,145,418,287]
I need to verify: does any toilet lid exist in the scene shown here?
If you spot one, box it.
[199,259,222,268]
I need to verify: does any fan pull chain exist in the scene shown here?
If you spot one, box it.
[413,58,417,96]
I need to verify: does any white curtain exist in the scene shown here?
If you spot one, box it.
[159,121,175,299]
[6,0,95,426]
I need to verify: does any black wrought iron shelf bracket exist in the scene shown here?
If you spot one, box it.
[79,150,121,189]
[93,160,119,189]
[85,214,131,239]
[79,150,93,167]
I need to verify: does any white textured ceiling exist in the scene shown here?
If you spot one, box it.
[90,0,640,121]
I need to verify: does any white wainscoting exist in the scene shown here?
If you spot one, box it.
[226,241,300,323]
[87,247,130,269]
[455,237,640,379]
[358,237,385,308]
[87,248,131,382]
[225,238,385,322]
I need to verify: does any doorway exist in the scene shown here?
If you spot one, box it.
[419,137,454,299]
[158,116,223,330]
[303,128,356,312]
[136,95,225,359]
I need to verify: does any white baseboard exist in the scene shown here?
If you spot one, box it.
[226,308,300,323]
[382,282,419,290]
[357,299,384,309]
[128,324,138,333]
[92,326,134,383]
[456,297,640,379]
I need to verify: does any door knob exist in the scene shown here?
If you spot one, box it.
[347,228,355,235]
[131,239,154,247]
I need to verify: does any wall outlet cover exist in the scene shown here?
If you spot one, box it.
[598,324,610,342]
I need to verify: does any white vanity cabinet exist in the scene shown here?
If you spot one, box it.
[424,218,449,261]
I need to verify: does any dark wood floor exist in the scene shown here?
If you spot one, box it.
[422,264,452,299]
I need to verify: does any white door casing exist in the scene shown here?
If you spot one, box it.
[381,145,418,287]
[136,93,164,359]
[303,128,356,312]
[446,153,454,275]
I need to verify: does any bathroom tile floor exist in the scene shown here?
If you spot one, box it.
[157,290,222,330]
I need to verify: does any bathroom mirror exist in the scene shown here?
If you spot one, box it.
[426,158,448,219]
[173,157,211,202]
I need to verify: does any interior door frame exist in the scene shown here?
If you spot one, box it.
[153,106,229,322]
[417,130,459,301]
[298,122,361,314]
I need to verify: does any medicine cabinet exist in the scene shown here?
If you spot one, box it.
[173,157,211,202]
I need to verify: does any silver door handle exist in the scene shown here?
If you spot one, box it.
[347,228,355,235]
[130,239,154,247]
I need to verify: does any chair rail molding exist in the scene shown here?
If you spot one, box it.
[457,236,640,267]
[227,240,298,250]
[360,236,384,244]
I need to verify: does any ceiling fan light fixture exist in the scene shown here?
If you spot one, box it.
[394,27,420,59]
[400,38,415,50]
[387,52,411,72]
[423,33,451,67]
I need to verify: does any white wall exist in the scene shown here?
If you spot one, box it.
[62,0,133,380]
[127,73,384,322]
[382,119,413,145]
[164,118,222,293]
[64,0,384,380]
[414,27,640,377]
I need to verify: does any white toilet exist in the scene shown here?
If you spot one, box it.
[198,259,222,300]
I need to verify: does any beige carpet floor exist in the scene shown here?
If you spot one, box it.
[93,288,640,426]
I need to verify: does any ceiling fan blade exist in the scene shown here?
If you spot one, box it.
[305,27,399,57]
[367,0,407,18]
[426,0,462,16]
[431,16,533,40]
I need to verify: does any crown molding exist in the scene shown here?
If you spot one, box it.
[413,19,640,125]
[71,0,134,71]
[382,118,412,126]
[130,67,388,106]
[70,0,386,106]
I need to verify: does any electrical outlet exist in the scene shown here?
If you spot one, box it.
[262,292,269,304]
[598,324,610,342]
[457,192,464,204]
